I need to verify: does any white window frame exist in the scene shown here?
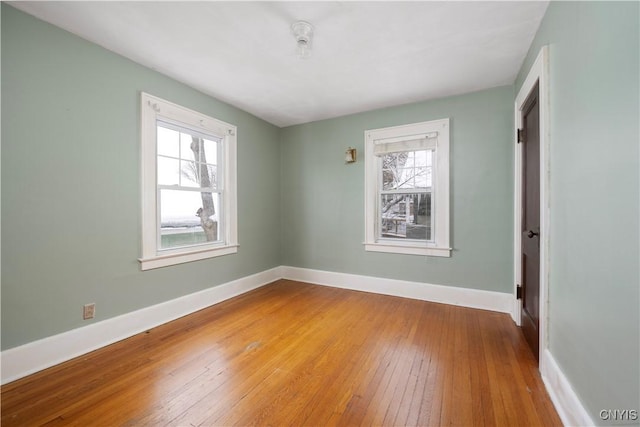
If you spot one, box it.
[364,119,450,257]
[139,92,238,270]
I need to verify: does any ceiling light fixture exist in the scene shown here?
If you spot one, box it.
[291,21,314,59]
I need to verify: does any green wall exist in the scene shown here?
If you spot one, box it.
[515,1,639,423]
[280,86,514,292]
[1,5,281,350]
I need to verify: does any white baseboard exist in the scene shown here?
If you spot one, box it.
[541,349,594,427]
[2,264,592,427]
[0,265,517,386]
[281,266,513,314]
[1,266,282,385]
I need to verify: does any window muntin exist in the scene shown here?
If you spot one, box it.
[140,93,237,270]
[365,119,450,257]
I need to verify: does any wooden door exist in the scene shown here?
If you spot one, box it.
[520,82,540,360]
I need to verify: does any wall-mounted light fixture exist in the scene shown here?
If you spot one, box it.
[345,147,357,164]
[291,21,314,59]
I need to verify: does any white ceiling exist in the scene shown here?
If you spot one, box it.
[10,1,548,127]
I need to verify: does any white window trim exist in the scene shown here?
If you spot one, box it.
[364,119,451,257]
[139,92,238,270]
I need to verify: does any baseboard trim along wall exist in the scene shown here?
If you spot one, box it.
[1,265,515,385]
[2,265,586,425]
[281,266,514,315]
[541,349,595,426]
[0,267,283,385]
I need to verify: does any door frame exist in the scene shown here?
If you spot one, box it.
[513,46,550,366]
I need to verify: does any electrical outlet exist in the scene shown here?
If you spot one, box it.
[83,303,96,320]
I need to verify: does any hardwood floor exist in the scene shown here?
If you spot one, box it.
[1,280,561,426]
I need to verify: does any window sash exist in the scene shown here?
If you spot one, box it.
[380,149,433,192]
[377,190,434,243]
[156,120,222,189]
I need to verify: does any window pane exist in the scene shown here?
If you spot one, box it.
[382,153,407,190]
[202,138,218,165]
[180,133,198,162]
[380,193,431,241]
[158,156,180,186]
[415,150,432,188]
[181,134,219,165]
[382,169,395,190]
[205,164,218,188]
[381,150,432,190]
[159,189,221,249]
[414,167,430,188]
[180,160,201,187]
[414,150,428,166]
[399,168,416,189]
[179,161,217,189]
[157,126,179,158]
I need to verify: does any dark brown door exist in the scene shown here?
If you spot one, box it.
[521,82,540,361]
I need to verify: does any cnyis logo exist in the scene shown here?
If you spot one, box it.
[599,409,638,421]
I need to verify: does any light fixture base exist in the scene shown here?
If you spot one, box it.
[291,21,314,59]
[345,147,357,164]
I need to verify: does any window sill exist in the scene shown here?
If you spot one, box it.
[364,242,451,257]
[139,244,238,270]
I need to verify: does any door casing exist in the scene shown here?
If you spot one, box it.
[513,46,550,367]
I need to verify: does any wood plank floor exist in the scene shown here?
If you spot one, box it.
[1,280,561,426]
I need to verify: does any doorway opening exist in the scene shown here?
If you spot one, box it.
[514,46,549,366]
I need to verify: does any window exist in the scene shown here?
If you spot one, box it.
[364,119,450,257]
[139,93,237,270]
